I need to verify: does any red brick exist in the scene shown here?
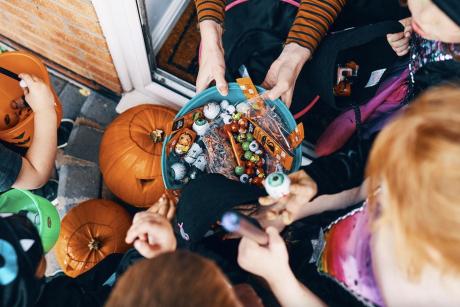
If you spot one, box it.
[0,0,122,93]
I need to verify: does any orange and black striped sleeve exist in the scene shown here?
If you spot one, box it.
[194,0,226,24]
[286,0,347,52]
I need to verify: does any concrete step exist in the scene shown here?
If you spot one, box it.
[56,158,101,218]
[79,93,118,128]
[58,83,90,120]
[64,124,103,165]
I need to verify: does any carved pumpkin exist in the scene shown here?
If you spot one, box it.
[99,104,177,208]
[0,51,62,147]
[55,199,131,277]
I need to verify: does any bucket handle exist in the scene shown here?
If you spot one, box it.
[0,66,20,81]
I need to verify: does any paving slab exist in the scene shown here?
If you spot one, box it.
[64,124,103,164]
[80,93,119,128]
[59,83,90,120]
[56,159,101,218]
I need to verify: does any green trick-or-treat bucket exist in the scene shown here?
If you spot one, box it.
[161,83,302,190]
[0,189,60,252]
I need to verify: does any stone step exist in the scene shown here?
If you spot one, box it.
[64,124,103,165]
[79,93,118,128]
[56,158,101,219]
[58,83,89,120]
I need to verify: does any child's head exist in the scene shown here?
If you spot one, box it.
[0,213,45,307]
[106,250,242,307]
[405,0,460,43]
[367,86,460,277]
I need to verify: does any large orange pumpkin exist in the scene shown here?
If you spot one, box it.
[0,51,62,147]
[55,199,132,277]
[99,104,177,208]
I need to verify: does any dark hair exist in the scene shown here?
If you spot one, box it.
[106,251,242,307]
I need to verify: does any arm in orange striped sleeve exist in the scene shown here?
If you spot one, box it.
[194,0,226,24]
[286,0,347,52]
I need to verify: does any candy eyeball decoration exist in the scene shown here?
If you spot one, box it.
[192,118,210,136]
[236,102,251,114]
[204,102,221,120]
[220,100,230,110]
[220,113,232,124]
[240,174,249,184]
[263,172,291,199]
[170,163,187,181]
[184,143,203,164]
[249,140,259,152]
[193,154,207,171]
[226,104,236,115]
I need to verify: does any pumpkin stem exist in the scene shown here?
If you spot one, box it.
[149,129,164,143]
[88,238,101,251]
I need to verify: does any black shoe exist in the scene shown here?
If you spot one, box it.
[57,119,74,149]
[31,179,58,204]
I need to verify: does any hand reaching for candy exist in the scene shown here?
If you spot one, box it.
[147,193,177,221]
[259,170,317,226]
[126,198,177,259]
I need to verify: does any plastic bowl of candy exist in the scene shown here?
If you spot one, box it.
[161,83,302,190]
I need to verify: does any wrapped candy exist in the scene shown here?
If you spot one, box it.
[220,100,230,110]
[170,163,187,181]
[226,105,236,114]
[236,102,251,114]
[220,113,232,124]
[204,102,221,120]
[184,143,203,164]
[174,131,195,155]
[193,154,207,172]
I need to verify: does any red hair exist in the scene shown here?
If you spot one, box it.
[367,86,460,277]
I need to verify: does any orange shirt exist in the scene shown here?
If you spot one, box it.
[195,0,347,52]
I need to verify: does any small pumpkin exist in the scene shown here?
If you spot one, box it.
[55,199,132,277]
[99,104,177,208]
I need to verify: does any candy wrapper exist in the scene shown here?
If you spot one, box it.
[202,124,238,181]
[246,96,293,154]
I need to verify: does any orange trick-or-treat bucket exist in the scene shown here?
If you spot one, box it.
[0,51,62,147]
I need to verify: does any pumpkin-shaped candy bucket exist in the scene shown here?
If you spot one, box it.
[0,51,62,147]
[100,104,177,208]
[55,199,132,277]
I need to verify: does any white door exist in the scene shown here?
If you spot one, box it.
[92,0,195,113]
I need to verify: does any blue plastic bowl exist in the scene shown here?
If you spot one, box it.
[161,83,302,190]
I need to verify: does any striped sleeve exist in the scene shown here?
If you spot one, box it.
[286,0,347,52]
[194,0,225,24]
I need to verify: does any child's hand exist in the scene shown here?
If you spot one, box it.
[237,227,290,282]
[125,211,177,259]
[147,194,176,221]
[258,170,317,225]
[387,18,412,56]
[19,74,54,113]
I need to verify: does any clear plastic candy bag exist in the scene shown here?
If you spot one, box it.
[202,123,238,181]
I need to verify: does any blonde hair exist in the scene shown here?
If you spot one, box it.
[105,251,242,307]
[367,86,460,277]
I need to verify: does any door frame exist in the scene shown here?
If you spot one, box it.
[92,0,192,113]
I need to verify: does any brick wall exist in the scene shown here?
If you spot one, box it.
[0,0,122,94]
